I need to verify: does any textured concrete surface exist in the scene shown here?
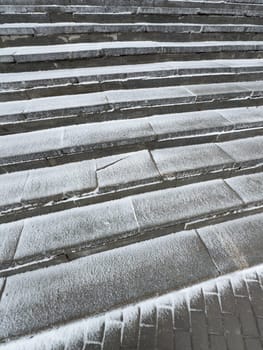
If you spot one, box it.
[1,264,263,350]
[1,0,263,349]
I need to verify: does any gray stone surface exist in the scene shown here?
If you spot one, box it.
[151,143,234,179]
[96,150,161,191]
[149,110,231,139]
[226,172,263,205]
[0,221,22,267]
[218,136,263,164]
[1,41,263,64]
[14,197,138,262]
[0,230,218,340]
[132,179,242,230]
[0,160,96,210]
[219,106,263,129]
[3,263,263,350]
[0,171,28,209]
[198,213,263,272]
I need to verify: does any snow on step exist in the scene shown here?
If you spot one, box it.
[2,261,263,350]
[2,22,263,35]
[1,211,263,341]
[0,229,218,340]
[0,176,247,269]
[2,136,263,216]
[2,80,263,123]
[2,106,263,170]
[1,58,263,92]
[1,41,263,64]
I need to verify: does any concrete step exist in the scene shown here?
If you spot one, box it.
[2,41,263,73]
[2,262,263,350]
[1,106,263,172]
[1,80,263,133]
[2,59,263,101]
[1,135,263,223]
[2,23,263,46]
[0,211,263,342]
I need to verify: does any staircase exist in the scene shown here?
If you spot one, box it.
[1,0,263,349]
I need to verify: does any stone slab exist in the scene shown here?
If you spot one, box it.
[151,143,234,179]
[14,197,138,262]
[0,229,217,340]
[132,179,242,231]
[226,172,263,205]
[198,213,263,272]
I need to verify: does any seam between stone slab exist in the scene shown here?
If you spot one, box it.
[1,113,263,173]
[3,213,263,343]
[2,79,263,123]
[1,149,262,223]
[195,228,221,274]
[1,263,263,350]
[0,176,256,275]
[222,179,247,206]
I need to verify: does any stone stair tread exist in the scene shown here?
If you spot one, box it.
[1,211,263,342]
[1,171,263,272]
[1,58,263,89]
[1,106,263,169]
[1,0,263,347]
[2,40,263,64]
[2,80,263,124]
[1,135,263,218]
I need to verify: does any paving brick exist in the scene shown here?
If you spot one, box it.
[121,306,140,348]
[174,330,192,350]
[84,343,102,350]
[191,311,209,350]
[151,143,233,179]
[198,213,263,273]
[14,197,139,262]
[223,314,245,350]
[236,296,259,337]
[156,307,174,350]
[138,325,155,350]
[244,338,263,350]
[226,172,263,205]
[217,279,236,314]
[102,321,122,350]
[189,288,205,311]
[204,293,223,334]
[232,277,249,297]
[209,335,227,350]
[173,297,190,331]
[132,179,242,231]
[65,332,85,350]
[140,303,157,326]
[0,230,218,340]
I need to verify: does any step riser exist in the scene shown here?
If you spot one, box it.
[2,71,263,102]
[3,51,263,73]
[3,32,263,47]
[1,158,263,225]
[2,91,263,135]
[0,173,262,277]
[2,14,263,25]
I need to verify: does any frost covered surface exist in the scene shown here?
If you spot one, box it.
[2,263,263,350]
[1,0,263,348]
